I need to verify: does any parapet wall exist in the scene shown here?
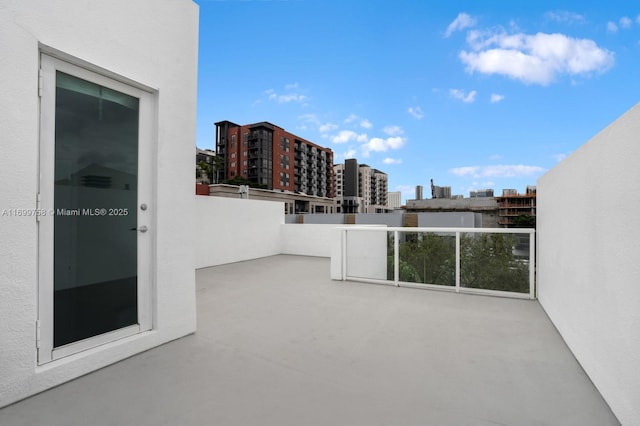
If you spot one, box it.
[537,103,640,426]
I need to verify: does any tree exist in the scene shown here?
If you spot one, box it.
[223,176,268,189]
[387,233,455,286]
[512,214,536,228]
[460,233,528,293]
[211,155,224,184]
[386,232,530,293]
[196,161,212,184]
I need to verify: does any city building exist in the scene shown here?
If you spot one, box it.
[387,191,402,209]
[214,120,333,198]
[470,188,494,198]
[334,159,389,213]
[430,179,451,199]
[497,186,537,227]
[208,184,335,214]
[415,185,424,200]
[405,197,500,227]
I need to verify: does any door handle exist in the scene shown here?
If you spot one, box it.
[138,225,149,233]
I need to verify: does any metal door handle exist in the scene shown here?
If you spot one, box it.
[138,225,149,233]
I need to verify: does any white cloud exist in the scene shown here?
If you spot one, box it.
[278,93,308,103]
[332,130,359,144]
[407,106,424,119]
[489,154,503,160]
[319,122,338,133]
[459,31,614,85]
[637,15,640,24]
[285,82,299,90]
[362,136,406,157]
[490,93,505,103]
[450,89,477,103]
[344,149,357,159]
[553,153,567,162]
[344,113,358,124]
[545,11,585,24]
[331,130,368,144]
[382,125,404,136]
[620,16,633,29]
[450,164,546,178]
[450,166,479,177]
[360,119,373,129]
[445,13,476,38]
[265,87,308,103]
[298,113,319,124]
[383,158,402,165]
[607,21,618,32]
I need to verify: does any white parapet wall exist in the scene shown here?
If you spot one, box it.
[280,224,341,257]
[195,196,284,268]
[0,0,199,408]
[537,103,640,425]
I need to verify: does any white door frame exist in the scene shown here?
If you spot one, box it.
[38,53,154,364]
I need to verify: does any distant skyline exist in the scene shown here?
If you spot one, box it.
[194,1,640,202]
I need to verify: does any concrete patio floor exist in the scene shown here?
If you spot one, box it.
[0,255,619,425]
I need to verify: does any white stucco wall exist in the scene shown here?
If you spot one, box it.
[195,196,284,268]
[280,224,339,257]
[0,0,198,407]
[537,103,640,425]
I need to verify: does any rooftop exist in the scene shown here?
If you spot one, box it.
[0,255,619,425]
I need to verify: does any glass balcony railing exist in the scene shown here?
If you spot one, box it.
[337,227,535,299]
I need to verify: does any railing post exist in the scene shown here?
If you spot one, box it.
[341,229,347,281]
[455,231,460,293]
[394,230,399,286]
[529,229,535,299]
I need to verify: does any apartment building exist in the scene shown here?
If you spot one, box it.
[334,159,389,213]
[215,121,334,198]
[497,186,537,227]
[387,191,402,209]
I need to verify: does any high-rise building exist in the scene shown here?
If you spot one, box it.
[334,159,388,213]
[415,185,424,200]
[430,179,451,199]
[470,188,494,198]
[387,191,401,209]
[215,120,334,197]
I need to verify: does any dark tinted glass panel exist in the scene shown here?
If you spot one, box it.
[53,71,139,347]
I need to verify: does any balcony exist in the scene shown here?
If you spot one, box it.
[0,254,618,425]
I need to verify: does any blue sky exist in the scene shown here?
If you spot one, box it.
[194,1,640,202]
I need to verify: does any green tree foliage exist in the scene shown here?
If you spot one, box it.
[196,161,212,182]
[460,233,528,293]
[387,233,455,286]
[512,214,536,228]
[223,176,268,189]
[386,232,530,293]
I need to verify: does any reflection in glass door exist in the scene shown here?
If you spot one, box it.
[38,54,153,362]
[53,71,139,347]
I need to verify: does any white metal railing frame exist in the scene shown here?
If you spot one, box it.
[337,226,536,300]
